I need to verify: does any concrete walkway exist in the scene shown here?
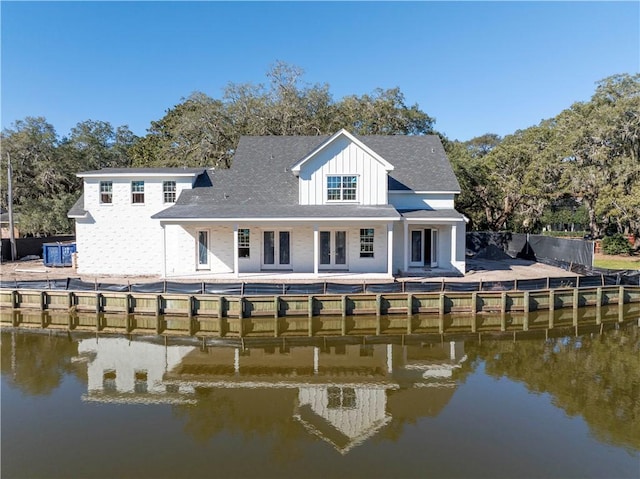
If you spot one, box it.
[0,257,578,285]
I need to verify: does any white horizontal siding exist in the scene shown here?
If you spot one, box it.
[76,176,194,276]
[389,192,456,210]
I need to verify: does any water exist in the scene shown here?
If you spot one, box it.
[2,322,639,478]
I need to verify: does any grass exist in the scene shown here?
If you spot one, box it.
[594,254,640,270]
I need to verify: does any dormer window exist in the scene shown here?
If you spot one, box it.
[327,175,357,201]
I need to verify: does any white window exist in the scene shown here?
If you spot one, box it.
[327,175,357,201]
[99,181,112,204]
[327,387,357,409]
[360,228,374,258]
[163,181,176,203]
[238,228,250,258]
[131,181,144,204]
[197,230,209,269]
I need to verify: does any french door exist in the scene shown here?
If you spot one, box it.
[409,228,438,267]
[319,230,347,269]
[262,231,291,269]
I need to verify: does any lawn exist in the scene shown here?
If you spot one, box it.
[594,254,640,270]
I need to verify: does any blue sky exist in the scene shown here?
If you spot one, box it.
[2,1,639,142]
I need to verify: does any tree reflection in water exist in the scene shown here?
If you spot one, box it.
[1,323,638,455]
[0,331,82,395]
[465,324,640,451]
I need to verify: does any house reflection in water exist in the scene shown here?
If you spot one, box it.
[76,337,467,454]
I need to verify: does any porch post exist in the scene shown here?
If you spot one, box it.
[233,224,239,278]
[403,220,409,272]
[161,224,167,278]
[387,223,394,276]
[451,224,457,266]
[313,225,319,275]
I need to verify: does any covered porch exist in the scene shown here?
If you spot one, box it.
[161,219,397,279]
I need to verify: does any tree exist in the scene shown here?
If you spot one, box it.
[131,62,436,169]
[557,74,640,237]
[1,117,136,236]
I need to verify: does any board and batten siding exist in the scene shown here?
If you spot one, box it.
[298,136,388,206]
[76,176,194,276]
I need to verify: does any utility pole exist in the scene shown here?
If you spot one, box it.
[7,152,17,261]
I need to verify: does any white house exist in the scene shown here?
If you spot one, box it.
[69,129,467,278]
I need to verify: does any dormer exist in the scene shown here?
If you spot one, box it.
[291,129,394,206]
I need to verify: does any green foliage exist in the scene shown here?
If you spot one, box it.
[131,62,435,168]
[451,73,639,237]
[467,325,640,451]
[601,234,633,255]
[3,66,638,240]
[1,117,136,235]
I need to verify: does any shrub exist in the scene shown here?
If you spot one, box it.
[601,234,633,255]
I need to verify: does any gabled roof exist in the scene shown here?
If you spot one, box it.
[77,167,207,178]
[290,128,394,175]
[67,194,88,218]
[154,133,460,220]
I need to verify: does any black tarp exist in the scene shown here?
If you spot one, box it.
[165,282,203,294]
[365,282,402,293]
[16,280,49,290]
[67,278,96,291]
[516,278,548,291]
[48,279,69,290]
[445,282,481,292]
[286,283,325,294]
[467,232,594,268]
[403,282,442,292]
[325,283,364,294]
[98,283,130,292]
[481,280,516,291]
[243,283,286,295]
[549,277,578,289]
[130,282,165,293]
[204,283,243,295]
[577,276,604,288]
[620,271,640,286]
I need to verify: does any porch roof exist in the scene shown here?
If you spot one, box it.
[152,204,401,221]
[399,209,466,221]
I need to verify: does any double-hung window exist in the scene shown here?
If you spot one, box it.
[100,181,112,204]
[131,181,145,204]
[360,228,374,258]
[327,175,357,201]
[163,181,176,203]
[238,228,250,258]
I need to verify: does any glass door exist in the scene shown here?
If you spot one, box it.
[319,231,347,269]
[262,231,291,269]
[410,228,438,267]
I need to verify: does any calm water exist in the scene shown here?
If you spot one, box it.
[2,322,639,478]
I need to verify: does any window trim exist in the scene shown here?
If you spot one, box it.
[99,181,113,204]
[196,229,209,269]
[163,180,177,204]
[238,228,250,259]
[326,174,359,203]
[359,228,375,258]
[131,181,145,204]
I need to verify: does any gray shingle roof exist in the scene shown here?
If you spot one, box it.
[148,134,461,221]
[152,204,400,220]
[77,167,207,176]
[67,194,87,218]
